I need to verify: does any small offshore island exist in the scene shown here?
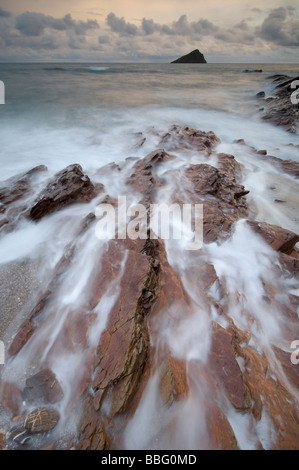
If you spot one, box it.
[171,49,207,63]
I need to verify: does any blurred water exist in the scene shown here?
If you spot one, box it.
[0,62,298,450]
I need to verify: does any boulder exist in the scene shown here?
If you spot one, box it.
[24,407,60,434]
[23,369,64,404]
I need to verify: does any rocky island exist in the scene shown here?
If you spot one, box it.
[171,49,207,63]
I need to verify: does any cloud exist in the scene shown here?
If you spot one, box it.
[0,7,11,17]
[256,7,299,46]
[107,12,138,36]
[15,11,99,37]
[142,18,159,35]
[0,6,298,62]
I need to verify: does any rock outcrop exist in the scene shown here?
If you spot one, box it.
[171,49,207,64]
[256,74,299,133]
[30,164,99,221]
[1,123,299,451]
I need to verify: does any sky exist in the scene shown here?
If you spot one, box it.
[0,0,298,62]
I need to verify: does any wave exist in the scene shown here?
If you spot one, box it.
[84,66,110,73]
[43,67,68,72]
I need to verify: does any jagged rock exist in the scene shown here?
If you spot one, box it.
[30,164,98,221]
[23,369,64,404]
[126,149,174,195]
[185,158,249,242]
[8,319,35,356]
[24,407,60,434]
[171,49,207,64]
[159,125,220,153]
[247,221,299,254]
[260,75,299,133]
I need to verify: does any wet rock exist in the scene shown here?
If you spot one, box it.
[9,428,32,446]
[0,382,23,416]
[24,407,60,434]
[185,158,249,243]
[209,324,251,411]
[243,69,262,73]
[207,405,239,450]
[247,221,299,254]
[273,346,299,389]
[30,164,97,221]
[23,369,64,405]
[159,125,220,154]
[185,164,219,195]
[91,243,159,415]
[260,75,299,133]
[0,165,48,206]
[159,355,188,405]
[241,346,299,449]
[0,429,5,449]
[8,319,35,356]
[127,149,174,195]
[278,253,299,279]
[76,397,107,450]
[256,91,265,98]
[0,216,9,228]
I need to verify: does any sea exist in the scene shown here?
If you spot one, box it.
[0,62,299,450]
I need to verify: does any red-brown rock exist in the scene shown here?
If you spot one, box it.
[209,324,251,411]
[23,369,64,404]
[30,164,97,221]
[247,220,299,254]
[0,382,23,416]
[24,407,60,434]
[8,319,35,356]
[159,355,188,405]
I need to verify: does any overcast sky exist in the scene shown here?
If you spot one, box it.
[0,0,298,62]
